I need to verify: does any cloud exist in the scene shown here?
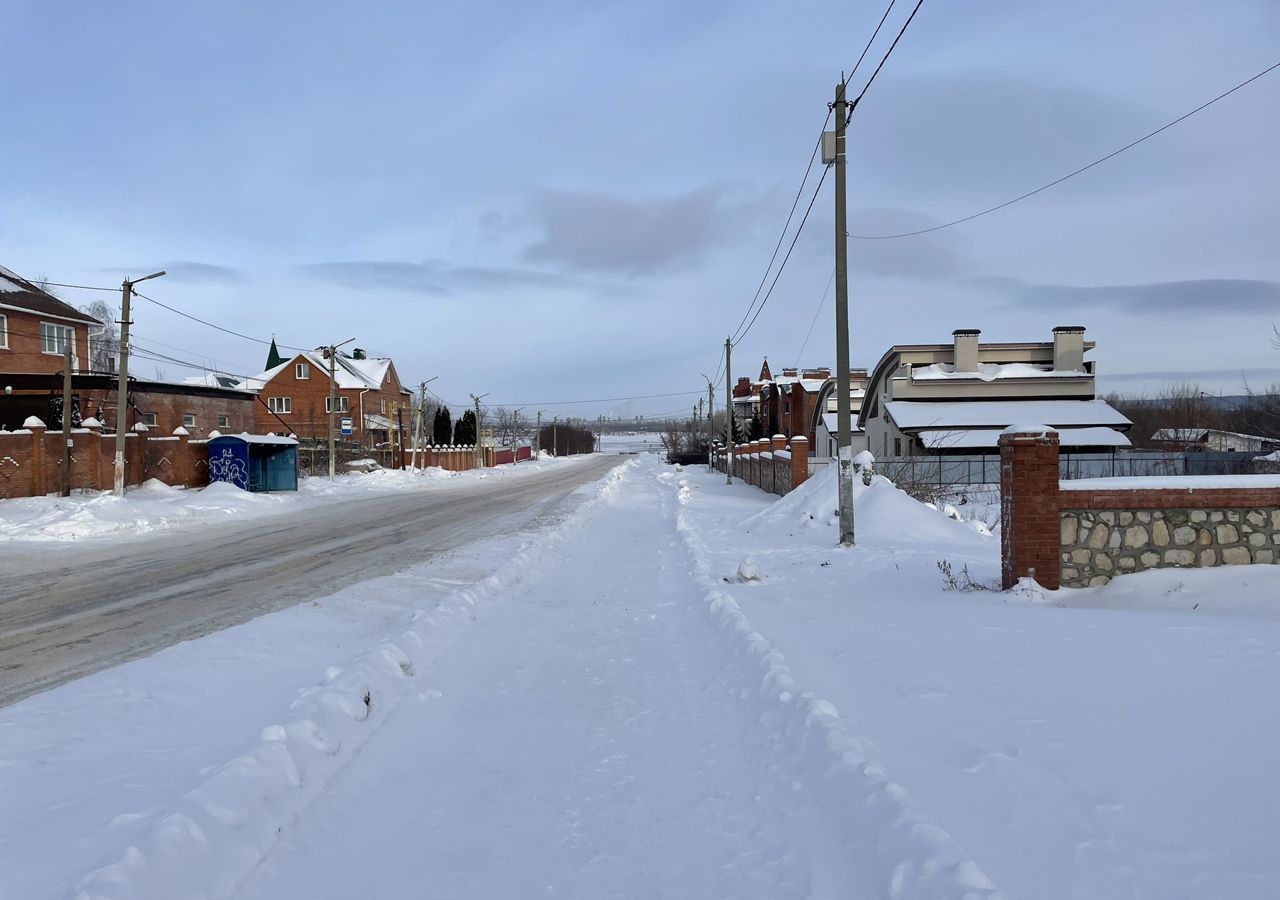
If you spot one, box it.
[974,276,1280,314]
[298,259,603,295]
[847,207,967,279]
[519,185,745,276]
[103,261,246,284]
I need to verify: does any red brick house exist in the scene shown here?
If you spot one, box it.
[247,348,413,448]
[0,266,102,375]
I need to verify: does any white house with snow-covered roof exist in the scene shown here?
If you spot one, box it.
[858,326,1132,457]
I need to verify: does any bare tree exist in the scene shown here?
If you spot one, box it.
[492,406,526,448]
[82,299,120,373]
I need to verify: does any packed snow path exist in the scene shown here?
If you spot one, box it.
[233,461,877,900]
[0,457,618,706]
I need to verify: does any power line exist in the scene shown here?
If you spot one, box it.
[491,389,706,407]
[132,290,310,352]
[30,280,118,293]
[733,163,831,348]
[848,0,925,114]
[729,124,829,344]
[843,0,900,89]
[850,57,1280,240]
[794,267,836,366]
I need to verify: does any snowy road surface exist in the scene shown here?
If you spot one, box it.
[0,456,619,706]
[231,460,877,900]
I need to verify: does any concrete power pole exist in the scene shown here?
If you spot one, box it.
[832,81,856,546]
[112,270,164,497]
[328,346,338,480]
[724,336,733,484]
[706,379,714,473]
[535,410,542,458]
[61,345,73,497]
[469,392,488,468]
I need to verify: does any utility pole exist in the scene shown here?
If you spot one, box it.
[469,392,488,469]
[512,407,524,463]
[410,377,438,469]
[702,375,714,473]
[724,336,733,484]
[112,270,164,497]
[325,338,356,480]
[831,80,856,546]
[61,345,73,497]
[535,410,542,458]
[552,416,558,458]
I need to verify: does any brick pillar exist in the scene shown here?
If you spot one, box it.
[28,420,47,496]
[770,435,786,495]
[999,429,1061,590]
[790,436,809,489]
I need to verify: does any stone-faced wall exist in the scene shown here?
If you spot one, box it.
[1059,507,1280,587]
[1000,427,1280,590]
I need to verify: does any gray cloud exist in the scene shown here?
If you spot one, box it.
[847,207,967,279]
[973,276,1280,314]
[299,259,603,295]
[519,185,744,276]
[103,261,246,284]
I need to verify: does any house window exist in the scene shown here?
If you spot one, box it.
[325,396,350,413]
[183,414,196,428]
[380,398,386,414]
[218,415,230,429]
[40,322,74,355]
[296,363,310,379]
[267,397,292,414]
[0,314,7,349]
[142,412,158,427]
[894,437,902,456]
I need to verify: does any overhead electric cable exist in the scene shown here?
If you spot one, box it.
[850,57,1280,239]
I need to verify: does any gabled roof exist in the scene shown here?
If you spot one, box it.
[0,265,101,325]
[246,350,395,392]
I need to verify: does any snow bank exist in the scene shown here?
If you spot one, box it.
[741,461,991,548]
[72,461,632,900]
[669,472,1005,900]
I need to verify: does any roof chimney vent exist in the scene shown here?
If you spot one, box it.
[952,329,981,372]
[352,348,367,360]
[1052,326,1085,372]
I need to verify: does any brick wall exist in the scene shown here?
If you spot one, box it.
[713,434,808,496]
[0,419,212,499]
[1000,428,1280,589]
[0,307,94,375]
[252,354,410,447]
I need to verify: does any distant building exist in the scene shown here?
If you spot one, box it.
[1152,428,1280,453]
[811,370,871,458]
[246,347,413,448]
[859,326,1132,457]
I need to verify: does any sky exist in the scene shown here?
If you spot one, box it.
[3,0,1279,419]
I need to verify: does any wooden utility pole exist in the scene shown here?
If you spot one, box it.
[61,345,73,497]
[832,81,856,546]
[724,336,733,484]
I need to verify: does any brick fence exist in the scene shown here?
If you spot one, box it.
[1000,428,1280,589]
[0,418,208,500]
[712,434,809,497]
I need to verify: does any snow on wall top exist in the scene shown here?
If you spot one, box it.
[1061,474,1280,491]
[910,362,1085,381]
[886,398,1131,430]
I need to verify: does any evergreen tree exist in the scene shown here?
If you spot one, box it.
[433,406,453,444]
[767,408,779,439]
[453,409,477,445]
[748,410,764,442]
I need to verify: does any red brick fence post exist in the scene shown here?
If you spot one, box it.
[999,428,1061,589]
[790,436,809,490]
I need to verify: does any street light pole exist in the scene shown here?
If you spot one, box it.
[411,376,438,469]
[469,392,488,469]
[113,270,165,497]
[832,80,855,547]
[700,372,715,473]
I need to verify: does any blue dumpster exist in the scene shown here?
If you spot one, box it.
[207,434,299,492]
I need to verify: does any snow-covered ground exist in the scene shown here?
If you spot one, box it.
[4,456,1278,899]
[598,430,665,455]
[0,455,589,543]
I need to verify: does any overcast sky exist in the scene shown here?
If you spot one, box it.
[3,0,1278,418]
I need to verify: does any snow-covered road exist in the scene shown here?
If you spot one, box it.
[0,456,618,705]
[234,459,873,899]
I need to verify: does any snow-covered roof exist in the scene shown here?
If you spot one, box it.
[364,414,393,430]
[910,362,1086,382]
[918,426,1131,450]
[209,433,298,446]
[886,399,1131,430]
[820,413,864,434]
[245,350,395,392]
[181,373,245,390]
[0,264,102,324]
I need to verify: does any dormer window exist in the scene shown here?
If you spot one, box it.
[296,363,310,379]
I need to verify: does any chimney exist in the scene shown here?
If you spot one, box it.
[734,376,751,398]
[1052,326,1085,372]
[952,329,980,372]
[782,367,799,378]
[353,348,367,360]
